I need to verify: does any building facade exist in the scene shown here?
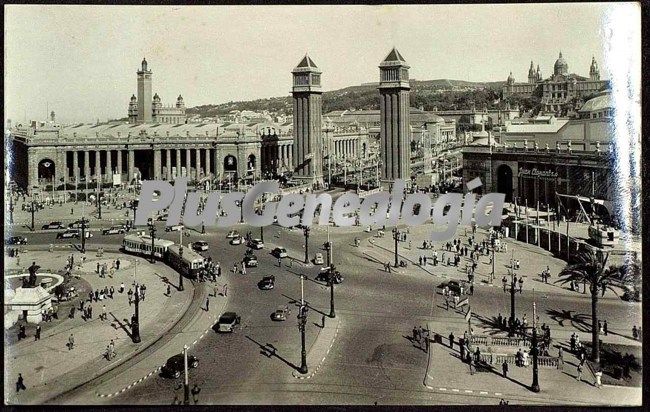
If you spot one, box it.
[502,53,609,113]
[128,58,186,125]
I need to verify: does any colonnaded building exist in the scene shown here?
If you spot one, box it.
[8,50,460,193]
[502,52,609,114]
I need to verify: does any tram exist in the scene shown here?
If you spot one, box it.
[121,233,205,279]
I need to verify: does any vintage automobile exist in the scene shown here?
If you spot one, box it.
[247,238,264,250]
[102,226,126,235]
[271,247,288,258]
[192,241,209,252]
[271,305,290,321]
[161,354,199,379]
[42,221,65,230]
[216,312,241,333]
[243,254,258,267]
[6,236,27,245]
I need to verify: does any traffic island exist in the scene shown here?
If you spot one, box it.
[292,316,341,380]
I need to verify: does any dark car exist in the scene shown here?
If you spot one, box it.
[247,238,264,250]
[161,354,199,379]
[258,276,275,290]
[441,280,462,295]
[271,247,288,258]
[217,312,241,333]
[42,221,65,230]
[6,236,27,245]
[316,269,344,284]
[192,241,209,252]
[243,255,258,267]
[102,226,126,235]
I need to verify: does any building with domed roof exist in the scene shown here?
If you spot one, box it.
[502,52,609,114]
[127,58,187,124]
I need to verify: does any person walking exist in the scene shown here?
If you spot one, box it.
[116,259,120,270]
[594,369,603,388]
[16,374,27,393]
[35,325,41,341]
[469,283,474,296]
[557,347,564,370]
[502,360,509,378]
[518,277,524,293]
[449,332,455,349]
[570,333,576,352]
[88,305,93,319]
[119,282,125,293]
[603,320,608,336]
[502,276,507,292]
[109,286,115,299]
[598,320,603,335]
[223,283,228,297]
[412,326,420,346]
[576,363,583,381]
[469,357,475,375]
[102,304,107,321]
[68,334,75,350]
[97,262,100,274]
[191,384,201,405]
[205,297,210,311]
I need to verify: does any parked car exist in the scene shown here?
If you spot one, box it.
[161,354,199,379]
[226,230,240,239]
[271,305,290,321]
[271,247,288,258]
[165,224,184,232]
[258,276,275,290]
[42,221,65,230]
[316,269,344,284]
[68,221,85,229]
[6,236,27,245]
[229,236,244,245]
[192,241,209,252]
[247,238,264,250]
[217,312,241,333]
[102,226,126,235]
[243,254,258,267]
[313,252,324,265]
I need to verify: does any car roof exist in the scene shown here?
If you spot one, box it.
[220,312,237,320]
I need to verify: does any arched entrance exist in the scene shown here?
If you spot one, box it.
[223,155,238,184]
[38,159,56,185]
[247,154,256,174]
[496,164,514,202]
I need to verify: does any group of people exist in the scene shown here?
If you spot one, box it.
[501,274,525,294]
[96,259,121,278]
[411,326,431,352]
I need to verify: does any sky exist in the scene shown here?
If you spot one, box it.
[4,3,640,124]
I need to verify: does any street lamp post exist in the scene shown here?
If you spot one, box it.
[80,216,89,253]
[148,220,157,264]
[178,229,185,291]
[508,268,517,337]
[132,260,142,343]
[531,294,540,392]
[303,226,310,264]
[392,228,402,267]
[9,191,14,224]
[128,201,138,229]
[183,345,190,405]
[328,264,336,318]
[298,302,309,374]
[97,178,102,219]
[29,197,36,232]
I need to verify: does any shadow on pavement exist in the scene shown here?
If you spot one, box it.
[245,335,299,371]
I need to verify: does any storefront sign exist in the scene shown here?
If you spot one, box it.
[518,168,558,179]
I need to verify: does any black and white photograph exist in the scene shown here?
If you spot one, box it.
[3,3,643,406]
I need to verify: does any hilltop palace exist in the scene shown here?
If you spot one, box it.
[8,50,617,211]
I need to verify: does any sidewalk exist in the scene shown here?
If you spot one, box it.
[5,251,193,405]
[424,322,641,406]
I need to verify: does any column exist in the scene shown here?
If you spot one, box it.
[205,148,211,177]
[185,148,191,178]
[166,149,172,180]
[117,150,123,181]
[95,150,101,181]
[176,149,181,179]
[106,149,112,181]
[72,150,79,184]
[153,149,162,180]
[128,150,135,183]
[84,150,90,183]
[195,148,201,180]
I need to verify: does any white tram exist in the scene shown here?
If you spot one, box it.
[122,234,206,279]
[122,233,174,259]
[167,244,206,279]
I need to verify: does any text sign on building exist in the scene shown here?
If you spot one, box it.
[518,168,558,180]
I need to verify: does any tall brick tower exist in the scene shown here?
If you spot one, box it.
[291,54,323,187]
[378,48,411,185]
[137,58,152,123]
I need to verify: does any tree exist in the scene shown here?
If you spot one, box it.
[556,249,620,363]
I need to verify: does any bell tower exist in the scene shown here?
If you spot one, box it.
[137,57,152,123]
[378,48,411,185]
[291,54,323,186]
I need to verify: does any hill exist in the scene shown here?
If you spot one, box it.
[186,79,507,118]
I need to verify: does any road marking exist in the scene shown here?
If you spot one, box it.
[480,391,488,394]
[439,387,447,391]
[452,388,460,392]
[464,390,473,393]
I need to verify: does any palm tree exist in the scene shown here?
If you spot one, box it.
[556,249,619,363]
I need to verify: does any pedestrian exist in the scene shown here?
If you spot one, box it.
[502,276,507,292]
[88,305,93,319]
[191,384,201,405]
[119,282,125,293]
[167,284,172,296]
[16,374,26,392]
[102,304,107,321]
[474,346,481,363]
[35,325,41,341]
[241,262,246,275]
[598,320,603,334]
[68,334,75,350]
[469,357,475,375]
[205,297,209,311]
[413,326,420,345]
[603,320,608,336]
[69,306,76,319]
[557,347,564,370]
[518,277,523,293]
[469,283,474,296]
[109,286,114,298]
[632,325,638,340]
[576,363,583,381]
[223,283,228,297]
[594,369,603,388]
[277,257,281,267]
[116,259,120,270]
[502,360,509,378]
[449,332,454,348]
[97,262,100,273]
[570,334,576,352]
[459,338,466,360]
[445,297,449,311]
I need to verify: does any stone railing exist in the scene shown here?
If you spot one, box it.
[469,335,529,347]
[537,356,560,368]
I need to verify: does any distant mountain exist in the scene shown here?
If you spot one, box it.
[186,79,506,118]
